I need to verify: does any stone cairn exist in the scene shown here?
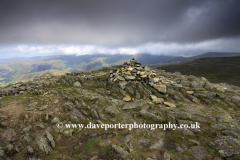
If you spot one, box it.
[109,58,176,106]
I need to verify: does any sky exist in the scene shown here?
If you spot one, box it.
[0,0,240,59]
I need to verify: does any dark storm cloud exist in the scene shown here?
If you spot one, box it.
[0,0,239,46]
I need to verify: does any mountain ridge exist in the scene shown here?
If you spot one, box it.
[0,59,240,159]
[157,56,240,87]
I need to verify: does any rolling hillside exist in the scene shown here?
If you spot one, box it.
[0,54,174,87]
[157,56,240,87]
[165,52,240,63]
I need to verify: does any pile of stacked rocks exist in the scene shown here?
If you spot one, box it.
[109,58,179,106]
[110,58,156,82]
[109,58,179,94]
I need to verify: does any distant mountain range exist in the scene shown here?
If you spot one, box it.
[157,56,240,87]
[0,52,239,87]
[0,54,174,86]
[165,52,240,63]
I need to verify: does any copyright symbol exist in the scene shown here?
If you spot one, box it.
[56,122,63,129]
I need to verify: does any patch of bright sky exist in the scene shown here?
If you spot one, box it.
[0,37,240,59]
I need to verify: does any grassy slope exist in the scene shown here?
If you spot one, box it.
[157,56,240,87]
[165,52,240,63]
[11,69,69,84]
[0,60,70,86]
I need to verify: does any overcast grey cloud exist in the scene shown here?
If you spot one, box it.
[0,0,239,57]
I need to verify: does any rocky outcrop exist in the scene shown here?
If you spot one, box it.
[1,59,240,160]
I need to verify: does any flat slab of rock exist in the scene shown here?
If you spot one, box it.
[149,78,159,83]
[35,134,52,154]
[45,130,55,148]
[210,136,240,158]
[91,109,99,119]
[122,100,148,110]
[63,129,74,137]
[190,146,210,159]
[1,129,16,142]
[153,85,167,93]
[24,133,32,142]
[150,138,164,150]
[153,98,164,104]
[51,117,60,124]
[39,105,48,111]
[112,145,129,158]
[117,76,125,81]
[138,138,151,147]
[23,125,32,133]
[99,139,111,147]
[105,106,119,116]
[139,110,162,121]
[121,134,132,143]
[28,102,38,108]
[119,81,127,90]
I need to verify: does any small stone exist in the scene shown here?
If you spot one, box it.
[127,67,133,71]
[39,105,48,111]
[188,139,200,145]
[52,125,59,133]
[150,95,157,100]
[0,150,5,158]
[90,96,99,101]
[96,120,104,124]
[36,124,45,129]
[141,75,147,78]
[28,102,38,108]
[186,91,194,95]
[51,117,60,124]
[153,85,167,93]
[121,134,132,143]
[138,138,151,147]
[153,98,164,104]
[91,109,99,119]
[112,145,129,158]
[45,130,55,148]
[0,121,9,127]
[164,102,176,108]
[24,132,32,142]
[26,145,34,154]
[99,139,111,147]
[105,106,119,116]
[73,81,81,87]
[125,76,135,80]
[119,81,128,90]
[150,138,164,150]
[149,78,159,83]
[190,146,210,158]
[45,113,49,121]
[123,96,131,102]
[117,76,125,81]
[164,152,170,160]
[139,110,162,121]
[7,144,14,152]
[63,129,74,137]
[176,146,184,154]
[1,129,16,142]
